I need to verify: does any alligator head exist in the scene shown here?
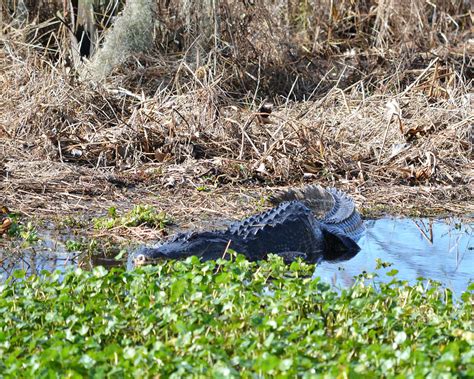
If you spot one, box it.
[129,230,236,267]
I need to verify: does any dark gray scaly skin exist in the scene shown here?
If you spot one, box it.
[128,185,364,268]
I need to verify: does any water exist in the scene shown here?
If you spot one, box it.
[1,218,473,297]
[0,228,122,282]
[315,218,473,297]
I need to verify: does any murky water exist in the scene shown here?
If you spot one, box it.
[1,218,472,297]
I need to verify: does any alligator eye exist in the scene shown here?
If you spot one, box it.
[170,233,186,242]
[133,254,147,266]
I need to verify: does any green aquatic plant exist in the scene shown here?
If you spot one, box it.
[18,222,39,244]
[0,256,472,377]
[93,205,171,230]
[1,211,39,245]
[59,216,88,229]
[65,239,84,252]
[64,238,99,254]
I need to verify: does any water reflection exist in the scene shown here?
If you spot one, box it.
[1,229,72,282]
[0,228,121,283]
[314,218,473,297]
[0,218,472,297]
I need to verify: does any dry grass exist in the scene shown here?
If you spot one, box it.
[0,0,472,229]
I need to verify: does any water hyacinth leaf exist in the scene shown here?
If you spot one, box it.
[170,278,187,301]
[79,354,96,369]
[279,358,293,371]
[394,331,407,345]
[386,269,399,277]
[13,270,26,279]
[0,262,472,376]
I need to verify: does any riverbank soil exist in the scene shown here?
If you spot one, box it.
[0,1,472,245]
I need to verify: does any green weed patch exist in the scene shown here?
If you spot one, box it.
[93,205,171,230]
[0,257,472,377]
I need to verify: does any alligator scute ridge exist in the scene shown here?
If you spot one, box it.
[128,185,365,268]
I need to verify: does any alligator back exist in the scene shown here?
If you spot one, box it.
[227,200,314,238]
[269,185,364,241]
[226,201,326,263]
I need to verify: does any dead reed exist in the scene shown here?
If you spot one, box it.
[0,0,472,223]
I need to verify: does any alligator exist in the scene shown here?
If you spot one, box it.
[128,185,364,268]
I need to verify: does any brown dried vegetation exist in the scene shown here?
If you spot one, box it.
[0,0,472,223]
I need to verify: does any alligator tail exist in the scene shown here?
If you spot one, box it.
[324,188,365,241]
[269,185,365,241]
[269,185,334,218]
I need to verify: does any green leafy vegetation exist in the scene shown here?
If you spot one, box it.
[64,238,99,254]
[0,256,472,377]
[1,211,40,245]
[58,216,88,229]
[18,222,40,244]
[93,205,171,230]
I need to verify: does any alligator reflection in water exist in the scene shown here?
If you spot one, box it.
[0,218,472,297]
[314,218,473,297]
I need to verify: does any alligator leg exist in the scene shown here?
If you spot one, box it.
[273,251,307,264]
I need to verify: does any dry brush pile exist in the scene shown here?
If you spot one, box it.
[0,0,472,217]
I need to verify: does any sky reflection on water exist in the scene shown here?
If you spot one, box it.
[314,218,473,297]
